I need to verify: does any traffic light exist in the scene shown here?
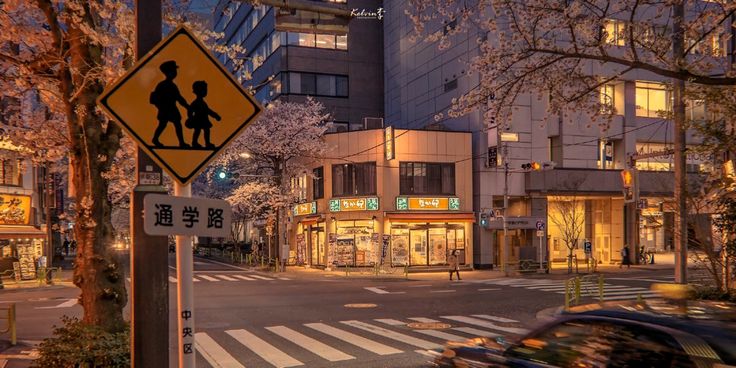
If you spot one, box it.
[216,169,240,180]
[521,162,541,171]
[621,169,637,203]
[479,212,489,227]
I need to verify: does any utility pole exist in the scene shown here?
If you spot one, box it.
[131,1,168,367]
[502,143,509,276]
[672,1,688,284]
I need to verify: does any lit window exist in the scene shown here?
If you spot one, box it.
[316,34,336,49]
[604,19,626,46]
[336,35,347,50]
[600,84,615,114]
[635,82,671,118]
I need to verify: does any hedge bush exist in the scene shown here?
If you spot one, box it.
[32,316,129,368]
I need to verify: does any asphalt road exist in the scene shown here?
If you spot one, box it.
[0,255,678,368]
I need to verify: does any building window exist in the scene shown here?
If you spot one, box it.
[0,159,19,186]
[604,19,626,46]
[332,162,376,197]
[313,167,324,199]
[399,162,455,195]
[283,72,348,97]
[292,173,308,202]
[686,100,706,121]
[285,32,348,50]
[600,84,615,114]
[635,81,671,118]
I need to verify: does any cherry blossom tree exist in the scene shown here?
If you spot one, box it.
[0,0,248,332]
[215,98,332,262]
[407,0,736,283]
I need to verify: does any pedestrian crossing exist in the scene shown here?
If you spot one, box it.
[128,274,292,284]
[194,314,528,368]
[476,278,661,301]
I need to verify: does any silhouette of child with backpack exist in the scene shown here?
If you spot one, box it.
[186,81,221,148]
[150,60,190,148]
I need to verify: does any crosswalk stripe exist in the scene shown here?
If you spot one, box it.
[199,275,220,282]
[193,277,201,282]
[414,329,468,342]
[215,275,238,281]
[452,327,501,338]
[365,287,390,294]
[408,317,440,323]
[526,283,596,290]
[195,332,245,368]
[374,319,405,326]
[560,289,652,296]
[535,285,624,292]
[226,328,303,367]
[471,314,518,323]
[604,294,659,301]
[249,275,274,280]
[266,326,355,362]
[304,323,402,355]
[440,316,529,335]
[168,276,178,283]
[233,275,255,281]
[278,277,291,281]
[340,321,441,350]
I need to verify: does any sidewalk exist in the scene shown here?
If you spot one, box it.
[276,263,507,282]
[0,269,75,291]
[0,340,39,368]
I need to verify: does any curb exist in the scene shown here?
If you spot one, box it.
[535,306,564,322]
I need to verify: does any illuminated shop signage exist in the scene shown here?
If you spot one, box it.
[0,194,31,225]
[329,197,379,212]
[395,197,460,211]
[384,126,395,160]
[293,201,317,216]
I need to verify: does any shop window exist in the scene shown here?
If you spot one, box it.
[635,81,671,118]
[400,162,455,195]
[332,162,376,196]
[313,167,324,199]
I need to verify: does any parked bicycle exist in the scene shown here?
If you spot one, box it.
[638,247,653,264]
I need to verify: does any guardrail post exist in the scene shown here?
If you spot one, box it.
[598,274,604,302]
[574,276,581,305]
[404,264,409,279]
[9,303,15,346]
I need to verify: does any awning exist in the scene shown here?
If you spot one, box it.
[298,215,323,226]
[384,212,475,223]
[0,225,47,239]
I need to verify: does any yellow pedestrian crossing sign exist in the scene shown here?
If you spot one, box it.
[97,26,263,185]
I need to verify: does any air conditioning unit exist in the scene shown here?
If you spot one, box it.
[363,117,384,130]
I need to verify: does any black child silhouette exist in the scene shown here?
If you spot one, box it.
[149,60,190,148]
[186,81,221,149]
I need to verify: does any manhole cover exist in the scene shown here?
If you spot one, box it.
[407,322,451,330]
[344,303,377,308]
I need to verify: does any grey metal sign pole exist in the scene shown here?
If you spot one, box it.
[131,1,168,367]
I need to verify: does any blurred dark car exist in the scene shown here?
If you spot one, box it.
[432,299,736,367]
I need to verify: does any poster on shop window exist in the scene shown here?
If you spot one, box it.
[391,234,409,266]
[371,233,380,264]
[327,233,337,265]
[335,238,354,266]
[296,234,306,265]
[381,235,390,265]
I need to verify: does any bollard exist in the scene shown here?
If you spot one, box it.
[9,303,15,346]
[650,252,655,264]
[404,264,409,279]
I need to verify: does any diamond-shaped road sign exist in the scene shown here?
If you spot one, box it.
[97,26,263,185]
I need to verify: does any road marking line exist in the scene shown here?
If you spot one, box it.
[35,299,77,309]
[471,314,518,323]
[477,288,500,291]
[194,256,249,270]
[195,332,244,368]
[249,275,275,281]
[452,327,501,338]
[440,316,529,335]
[226,328,303,367]
[266,326,355,362]
[305,323,401,355]
[407,284,433,288]
[193,277,201,282]
[340,320,441,349]
[199,275,220,282]
[561,289,653,296]
[374,319,405,326]
[215,275,238,281]
[408,317,440,323]
[429,290,456,293]
[414,329,468,342]
[168,276,178,283]
[233,275,255,281]
[525,283,596,290]
[364,287,390,294]
[278,277,291,281]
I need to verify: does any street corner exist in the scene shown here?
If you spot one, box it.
[0,340,40,368]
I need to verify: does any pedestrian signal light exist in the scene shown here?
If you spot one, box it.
[621,169,633,188]
[218,171,227,179]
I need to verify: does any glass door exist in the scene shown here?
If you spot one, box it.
[410,229,427,266]
[429,228,447,265]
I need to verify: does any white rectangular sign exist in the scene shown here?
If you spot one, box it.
[143,194,231,237]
